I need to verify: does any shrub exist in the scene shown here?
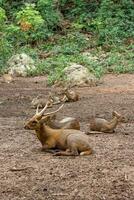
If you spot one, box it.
[37,0,62,32]
[0,7,12,71]
[15,3,45,43]
[0,6,6,24]
[92,0,134,45]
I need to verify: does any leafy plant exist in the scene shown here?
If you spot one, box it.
[37,0,62,31]
[15,3,45,44]
[92,0,134,45]
[0,7,13,71]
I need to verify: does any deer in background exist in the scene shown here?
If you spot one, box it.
[89,111,124,133]
[31,95,53,108]
[44,114,80,130]
[31,93,62,109]
[61,88,79,102]
[24,103,92,156]
[31,88,79,109]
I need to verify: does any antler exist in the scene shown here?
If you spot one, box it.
[36,104,40,114]
[36,100,64,117]
[42,104,64,116]
[36,101,49,116]
[61,94,68,102]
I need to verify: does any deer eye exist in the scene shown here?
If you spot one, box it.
[32,121,37,124]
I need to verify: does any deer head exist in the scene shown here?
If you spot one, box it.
[24,102,64,130]
[112,111,125,122]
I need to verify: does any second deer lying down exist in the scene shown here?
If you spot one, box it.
[44,115,80,130]
[89,111,124,133]
[24,103,92,156]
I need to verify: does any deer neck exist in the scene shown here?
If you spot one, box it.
[107,116,118,129]
[35,124,50,145]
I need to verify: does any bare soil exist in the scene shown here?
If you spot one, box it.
[0,74,134,200]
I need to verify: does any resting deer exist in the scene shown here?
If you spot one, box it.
[44,114,80,130]
[61,88,79,102]
[24,103,92,156]
[89,111,124,133]
[31,95,53,108]
[31,92,62,109]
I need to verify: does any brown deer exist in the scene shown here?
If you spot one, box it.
[31,92,62,109]
[24,103,92,156]
[61,88,79,102]
[89,111,124,133]
[44,114,80,130]
[31,95,53,109]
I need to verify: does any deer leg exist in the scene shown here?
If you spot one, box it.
[53,147,79,156]
[42,144,58,153]
[87,131,104,134]
[41,144,49,151]
[80,149,92,156]
[102,129,115,133]
[53,151,79,156]
[42,148,61,154]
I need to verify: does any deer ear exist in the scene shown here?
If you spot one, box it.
[35,114,42,121]
[40,116,50,124]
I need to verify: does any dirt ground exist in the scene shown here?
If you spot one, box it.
[0,74,134,200]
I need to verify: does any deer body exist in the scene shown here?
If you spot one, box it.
[31,97,53,108]
[45,116,80,130]
[90,111,123,133]
[25,104,92,156]
[35,124,68,150]
[34,124,83,150]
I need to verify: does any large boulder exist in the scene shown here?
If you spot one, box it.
[64,63,98,87]
[7,53,35,77]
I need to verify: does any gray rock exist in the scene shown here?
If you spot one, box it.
[7,53,35,77]
[64,63,98,87]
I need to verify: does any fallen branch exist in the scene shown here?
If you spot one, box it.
[9,167,33,172]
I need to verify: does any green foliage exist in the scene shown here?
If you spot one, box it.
[0,37,12,72]
[15,3,45,43]
[0,6,6,24]
[0,0,134,80]
[104,47,134,74]
[0,7,13,72]
[37,0,62,31]
[59,0,98,32]
[92,0,134,45]
[42,32,90,55]
[16,3,44,29]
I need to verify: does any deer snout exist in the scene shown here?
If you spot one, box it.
[24,123,30,130]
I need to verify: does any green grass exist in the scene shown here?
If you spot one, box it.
[1,31,134,84]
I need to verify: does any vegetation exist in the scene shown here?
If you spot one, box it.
[0,0,134,83]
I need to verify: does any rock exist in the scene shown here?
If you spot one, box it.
[64,63,98,87]
[7,53,35,77]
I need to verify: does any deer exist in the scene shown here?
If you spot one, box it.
[43,114,80,130]
[31,92,62,109]
[24,103,92,156]
[61,88,79,102]
[31,95,53,109]
[89,111,124,133]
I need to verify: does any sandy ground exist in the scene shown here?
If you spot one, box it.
[0,74,134,200]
